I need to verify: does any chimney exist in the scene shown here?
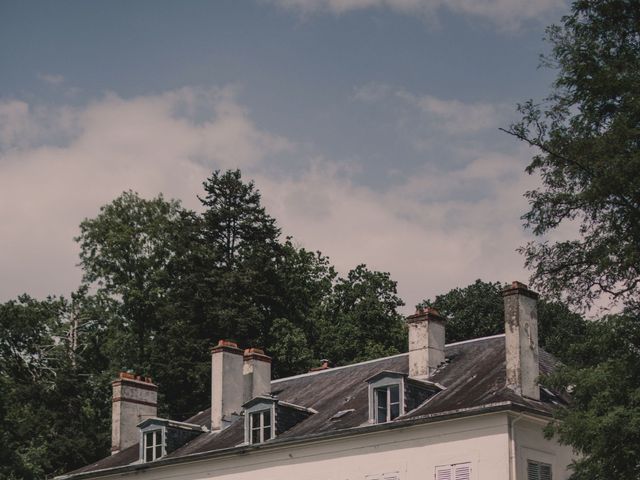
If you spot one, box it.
[211,340,244,431]
[243,347,271,403]
[406,307,446,379]
[502,281,540,400]
[111,372,157,455]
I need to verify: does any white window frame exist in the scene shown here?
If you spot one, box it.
[374,384,401,423]
[142,428,165,462]
[244,398,277,445]
[367,373,405,424]
[249,409,273,444]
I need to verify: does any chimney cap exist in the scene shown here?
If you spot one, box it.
[211,339,243,355]
[502,281,539,300]
[112,371,157,389]
[406,307,445,323]
[244,347,272,363]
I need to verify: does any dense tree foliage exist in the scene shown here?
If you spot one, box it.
[505,0,640,310]
[506,1,640,477]
[0,294,111,479]
[542,313,640,479]
[0,169,410,477]
[418,279,585,361]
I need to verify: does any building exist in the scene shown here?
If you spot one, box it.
[59,282,574,480]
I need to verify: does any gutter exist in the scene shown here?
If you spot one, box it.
[57,401,551,480]
[508,414,523,480]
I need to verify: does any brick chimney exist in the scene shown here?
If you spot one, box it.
[111,372,157,454]
[502,281,540,400]
[406,307,446,379]
[211,340,244,431]
[243,347,271,403]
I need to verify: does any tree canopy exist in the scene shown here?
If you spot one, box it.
[418,279,585,361]
[507,1,640,477]
[505,0,640,311]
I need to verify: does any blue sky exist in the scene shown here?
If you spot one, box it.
[0,0,568,310]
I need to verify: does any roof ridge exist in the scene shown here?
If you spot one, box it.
[271,333,505,384]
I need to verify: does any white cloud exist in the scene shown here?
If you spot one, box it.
[269,0,564,29]
[0,86,535,313]
[0,87,292,301]
[38,73,65,85]
[355,83,508,134]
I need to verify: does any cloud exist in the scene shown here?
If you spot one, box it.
[0,87,292,301]
[0,86,535,313]
[355,83,508,135]
[38,73,65,85]
[268,0,564,29]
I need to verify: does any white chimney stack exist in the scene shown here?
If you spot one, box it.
[243,348,271,403]
[211,340,244,431]
[406,307,446,379]
[502,281,540,400]
[111,372,157,454]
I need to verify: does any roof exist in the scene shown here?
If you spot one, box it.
[62,334,561,478]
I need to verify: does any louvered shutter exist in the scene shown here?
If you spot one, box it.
[527,460,552,480]
[435,466,452,480]
[453,463,471,480]
[540,464,552,480]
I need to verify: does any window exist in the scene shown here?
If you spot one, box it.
[527,460,552,480]
[249,410,272,444]
[435,462,471,480]
[143,429,163,462]
[374,384,401,423]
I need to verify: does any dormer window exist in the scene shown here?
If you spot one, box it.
[375,384,401,423]
[243,395,316,445]
[143,429,164,462]
[137,418,205,463]
[366,371,443,424]
[249,409,273,444]
[366,372,405,424]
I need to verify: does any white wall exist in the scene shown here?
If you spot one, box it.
[514,415,575,480]
[94,413,513,480]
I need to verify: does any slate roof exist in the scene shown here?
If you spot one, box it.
[63,334,562,478]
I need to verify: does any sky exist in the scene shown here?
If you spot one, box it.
[0,0,569,313]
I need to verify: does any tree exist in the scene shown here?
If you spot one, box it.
[76,191,185,370]
[504,0,640,310]
[318,265,407,365]
[418,279,585,361]
[504,1,640,477]
[0,294,111,479]
[542,313,640,479]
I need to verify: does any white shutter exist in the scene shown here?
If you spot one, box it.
[435,466,452,480]
[453,463,471,480]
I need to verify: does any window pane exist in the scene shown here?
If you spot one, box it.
[390,402,400,420]
[155,445,162,459]
[389,385,400,403]
[250,412,259,429]
[251,428,260,444]
[154,430,162,445]
[375,388,388,422]
[263,410,271,427]
[145,446,153,462]
[145,432,153,446]
[264,426,271,440]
